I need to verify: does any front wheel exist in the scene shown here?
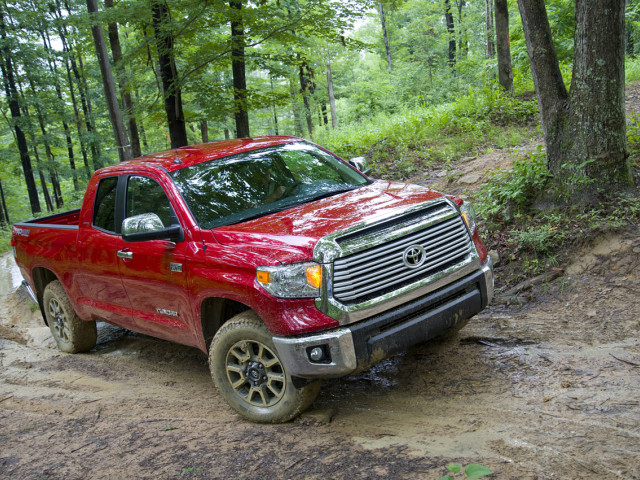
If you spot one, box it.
[209,311,320,423]
[43,280,97,353]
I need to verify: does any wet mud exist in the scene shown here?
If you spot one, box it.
[1,227,639,479]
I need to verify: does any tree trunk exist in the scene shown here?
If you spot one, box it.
[298,60,315,138]
[229,0,250,138]
[269,76,279,135]
[0,8,40,214]
[200,120,209,143]
[86,0,132,162]
[518,0,632,202]
[0,179,9,225]
[494,0,513,92]
[152,0,189,147]
[105,0,142,158]
[289,78,303,137]
[457,1,467,58]
[327,63,338,129]
[445,0,456,66]
[486,0,495,58]
[378,2,392,71]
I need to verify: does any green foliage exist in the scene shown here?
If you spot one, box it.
[473,146,551,225]
[437,462,493,480]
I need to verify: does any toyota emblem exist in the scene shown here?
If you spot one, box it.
[402,245,426,268]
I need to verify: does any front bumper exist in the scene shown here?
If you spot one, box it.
[273,259,493,379]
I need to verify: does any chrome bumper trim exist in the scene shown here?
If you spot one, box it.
[272,328,357,378]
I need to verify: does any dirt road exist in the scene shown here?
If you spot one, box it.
[1,224,639,480]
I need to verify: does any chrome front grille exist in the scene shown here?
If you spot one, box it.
[332,214,473,304]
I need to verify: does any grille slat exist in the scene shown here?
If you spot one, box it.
[332,235,470,292]
[333,229,469,280]
[335,216,460,268]
[332,210,473,303]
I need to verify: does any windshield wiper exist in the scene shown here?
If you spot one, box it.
[295,186,360,206]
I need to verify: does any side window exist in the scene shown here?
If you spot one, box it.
[126,176,176,228]
[93,176,118,233]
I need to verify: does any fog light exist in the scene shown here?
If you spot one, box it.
[309,346,324,362]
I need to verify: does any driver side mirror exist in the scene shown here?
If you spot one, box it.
[348,156,371,175]
[121,213,184,243]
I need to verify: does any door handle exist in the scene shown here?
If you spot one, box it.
[117,249,133,260]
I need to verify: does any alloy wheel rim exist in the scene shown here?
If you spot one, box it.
[225,340,285,407]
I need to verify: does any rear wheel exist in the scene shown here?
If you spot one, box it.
[43,280,97,353]
[209,311,320,423]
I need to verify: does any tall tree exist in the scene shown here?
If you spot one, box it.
[494,0,513,92]
[86,0,132,162]
[518,0,632,202]
[444,0,456,66]
[486,0,495,58]
[229,0,250,138]
[326,62,337,129]
[105,0,142,158]
[0,179,9,225]
[0,6,41,214]
[378,2,392,71]
[152,0,188,147]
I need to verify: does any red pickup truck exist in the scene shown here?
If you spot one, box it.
[12,136,493,423]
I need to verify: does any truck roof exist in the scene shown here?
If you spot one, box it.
[97,136,301,175]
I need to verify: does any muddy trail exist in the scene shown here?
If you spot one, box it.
[2,231,640,479]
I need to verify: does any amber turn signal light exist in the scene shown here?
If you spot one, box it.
[305,265,322,289]
[256,270,271,284]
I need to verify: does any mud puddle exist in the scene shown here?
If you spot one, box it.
[1,231,640,479]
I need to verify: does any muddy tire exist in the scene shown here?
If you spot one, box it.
[43,280,97,353]
[209,311,321,423]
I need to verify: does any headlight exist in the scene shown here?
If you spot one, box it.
[460,201,477,235]
[256,262,322,298]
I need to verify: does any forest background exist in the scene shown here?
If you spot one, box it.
[1,0,639,261]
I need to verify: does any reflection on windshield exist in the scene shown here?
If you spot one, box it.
[170,142,371,229]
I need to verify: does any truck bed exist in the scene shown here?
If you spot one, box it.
[15,209,81,229]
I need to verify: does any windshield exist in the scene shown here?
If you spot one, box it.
[170,142,371,229]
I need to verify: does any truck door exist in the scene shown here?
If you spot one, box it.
[76,175,134,326]
[116,175,195,347]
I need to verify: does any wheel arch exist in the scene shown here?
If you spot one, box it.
[200,297,251,351]
[31,267,60,326]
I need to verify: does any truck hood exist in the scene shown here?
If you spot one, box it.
[212,180,448,264]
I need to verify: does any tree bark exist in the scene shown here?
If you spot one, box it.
[486,0,495,58]
[327,63,338,129]
[298,60,314,138]
[0,179,9,225]
[378,2,392,71]
[229,0,250,138]
[105,0,142,158]
[494,0,513,92]
[270,76,279,135]
[457,1,467,58]
[445,0,456,66]
[152,0,189,147]
[87,0,132,162]
[200,120,209,143]
[518,0,632,201]
[0,8,41,215]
